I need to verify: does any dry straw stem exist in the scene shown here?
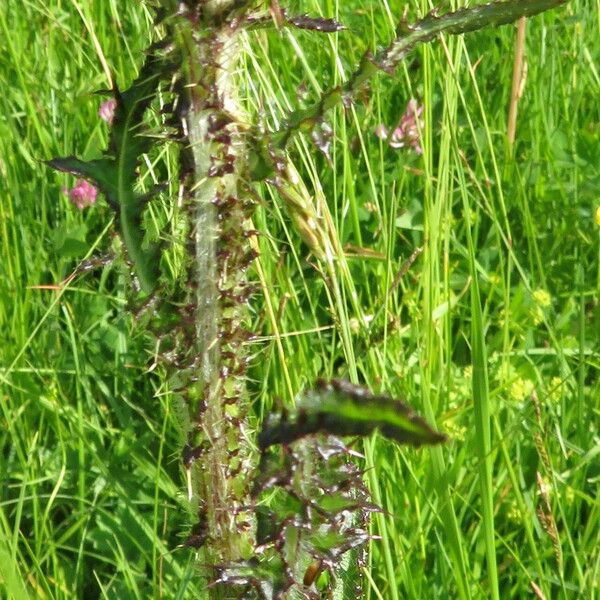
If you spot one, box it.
[507,16,528,148]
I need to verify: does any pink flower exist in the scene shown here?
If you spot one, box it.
[98,98,117,125]
[375,99,424,155]
[64,179,97,210]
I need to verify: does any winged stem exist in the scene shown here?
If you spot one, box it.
[273,0,570,151]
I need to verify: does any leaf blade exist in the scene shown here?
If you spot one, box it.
[258,379,447,449]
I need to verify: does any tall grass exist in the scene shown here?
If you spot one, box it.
[1,0,598,598]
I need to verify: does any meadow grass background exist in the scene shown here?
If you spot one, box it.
[1,0,599,598]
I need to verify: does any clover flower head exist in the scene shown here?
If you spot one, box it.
[99,98,117,125]
[64,179,97,210]
[375,98,424,154]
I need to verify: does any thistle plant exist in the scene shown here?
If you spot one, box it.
[46,0,571,597]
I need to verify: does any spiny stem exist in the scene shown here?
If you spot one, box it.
[174,9,255,595]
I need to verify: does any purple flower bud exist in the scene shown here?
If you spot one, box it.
[98,98,117,125]
[64,179,97,210]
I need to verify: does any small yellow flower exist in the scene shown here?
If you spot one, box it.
[548,376,563,403]
[595,205,600,227]
[509,379,526,401]
[496,361,515,383]
[509,378,534,402]
[564,485,575,505]
[497,307,507,329]
[531,305,544,326]
[533,289,551,307]
[443,420,467,442]
[507,500,521,523]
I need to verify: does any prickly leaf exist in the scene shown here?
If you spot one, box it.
[47,50,173,292]
[259,379,447,449]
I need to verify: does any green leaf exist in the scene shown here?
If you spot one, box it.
[46,49,174,292]
[55,237,89,259]
[258,379,447,449]
[52,222,89,258]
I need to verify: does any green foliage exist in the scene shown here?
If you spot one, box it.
[273,0,571,152]
[47,48,175,293]
[2,0,598,599]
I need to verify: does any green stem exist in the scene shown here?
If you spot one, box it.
[174,8,255,597]
[120,203,159,293]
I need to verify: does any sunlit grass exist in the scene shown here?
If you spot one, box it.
[1,0,598,598]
